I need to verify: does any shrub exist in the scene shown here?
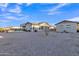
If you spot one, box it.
[0,28,4,32]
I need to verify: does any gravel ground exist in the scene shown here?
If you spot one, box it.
[0,32,79,56]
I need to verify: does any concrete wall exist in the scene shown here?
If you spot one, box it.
[56,22,77,33]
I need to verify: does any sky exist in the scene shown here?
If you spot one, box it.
[0,3,79,27]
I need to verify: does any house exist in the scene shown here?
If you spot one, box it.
[55,20,79,33]
[20,22,32,32]
[32,23,40,32]
[32,22,53,32]
[39,22,50,31]
[21,22,55,32]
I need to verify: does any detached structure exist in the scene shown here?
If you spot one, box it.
[55,20,79,33]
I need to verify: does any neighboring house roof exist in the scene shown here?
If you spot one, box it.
[20,22,32,27]
[24,22,32,25]
[39,22,50,27]
[39,22,49,24]
[32,23,39,25]
[55,20,79,25]
[21,22,52,27]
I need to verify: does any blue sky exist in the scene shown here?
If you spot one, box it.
[0,3,79,27]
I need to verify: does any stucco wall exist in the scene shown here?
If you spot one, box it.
[56,22,77,33]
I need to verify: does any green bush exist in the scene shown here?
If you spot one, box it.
[0,28,4,32]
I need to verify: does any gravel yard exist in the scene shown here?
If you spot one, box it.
[0,32,79,56]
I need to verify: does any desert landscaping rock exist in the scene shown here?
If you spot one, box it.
[0,32,79,56]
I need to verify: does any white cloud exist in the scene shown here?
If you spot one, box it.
[0,3,8,12]
[0,3,22,14]
[26,3,32,6]
[17,3,23,5]
[49,3,69,12]
[6,16,18,20]
[0,13,12,16]
[19,16,30,20]
[0,3,8,7]
[66,17,79,21]
[0,16,20,23]
[17,3,32,6]
[4,14,30,21]
[0,20,10,22]
[48,11,62,15]
[43,3,70,15]
[9,5,21,14]
[0,16,18,23]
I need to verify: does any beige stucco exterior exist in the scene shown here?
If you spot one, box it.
[56,20,78,33]
[32,23,40,28]
[39,23,49,27]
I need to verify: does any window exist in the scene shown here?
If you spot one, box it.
[66,25,70,26]
[66,25,71,28]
